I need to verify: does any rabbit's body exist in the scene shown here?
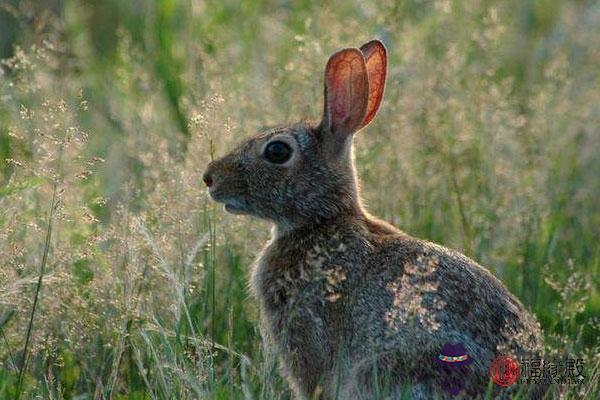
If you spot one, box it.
[252,212,542,399]
[204,41,544,399]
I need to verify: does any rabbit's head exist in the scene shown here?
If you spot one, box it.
[203,40,387,230]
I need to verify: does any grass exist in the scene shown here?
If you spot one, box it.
[0,0,599,399]
[15,180,58,400]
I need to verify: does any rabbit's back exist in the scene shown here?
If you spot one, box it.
[349,229,543,360]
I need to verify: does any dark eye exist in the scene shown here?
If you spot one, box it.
[263,141,293,164]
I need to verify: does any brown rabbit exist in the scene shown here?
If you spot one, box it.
[203,40,544,399]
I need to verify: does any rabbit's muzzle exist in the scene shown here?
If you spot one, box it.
[203,159,252,215]
[202,171,213,187]
[203,159,230,193]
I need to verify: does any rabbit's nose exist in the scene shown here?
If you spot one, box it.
[202,172,213,187]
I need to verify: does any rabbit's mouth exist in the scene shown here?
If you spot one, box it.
[214,196,251,215]
[224,202,249,215]
[207,186,252,215]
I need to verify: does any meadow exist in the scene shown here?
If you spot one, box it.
[0,0,599,398]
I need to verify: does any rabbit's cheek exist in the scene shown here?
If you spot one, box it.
[207,172,248,203]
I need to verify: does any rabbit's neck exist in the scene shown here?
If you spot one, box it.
[272,201,367,240]
[273,161,367,238]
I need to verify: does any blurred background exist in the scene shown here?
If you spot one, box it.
[0,0,599,398]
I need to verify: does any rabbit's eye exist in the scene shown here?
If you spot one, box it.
[264,141,293,164]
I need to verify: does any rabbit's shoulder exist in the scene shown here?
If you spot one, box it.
[250,221,372,308]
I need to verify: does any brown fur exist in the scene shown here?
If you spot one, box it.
[203,41,544,399]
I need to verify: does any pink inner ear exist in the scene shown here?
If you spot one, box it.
[324,49,369,135]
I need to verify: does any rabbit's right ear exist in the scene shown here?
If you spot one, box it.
[321,48,369,139]
[358,40,387,129]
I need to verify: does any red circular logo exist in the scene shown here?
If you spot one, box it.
[489,355,520,387]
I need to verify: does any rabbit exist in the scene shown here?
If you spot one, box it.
[203,40,545,399]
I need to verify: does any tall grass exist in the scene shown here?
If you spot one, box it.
[0,0,599,399]
[15,181,58,400]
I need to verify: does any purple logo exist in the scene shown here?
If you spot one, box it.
[435,342,474,396]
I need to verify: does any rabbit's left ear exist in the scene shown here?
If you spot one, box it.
[358,40,387,129]
[321,48,369,137]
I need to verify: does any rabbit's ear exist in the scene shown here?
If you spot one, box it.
[321,48,369,137]
[358,40,387,129]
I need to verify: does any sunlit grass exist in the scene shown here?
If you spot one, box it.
[0,0,599,399]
